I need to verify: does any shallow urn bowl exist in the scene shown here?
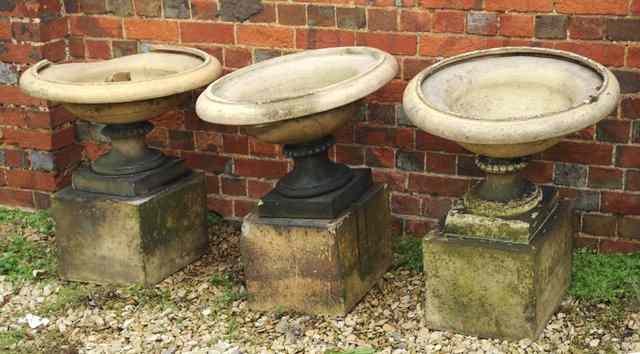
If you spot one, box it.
[197,47,398,203]
[403,47,620,216]
[19,46,222,195]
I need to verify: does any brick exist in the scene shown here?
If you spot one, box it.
[207,196,233,217]
[623,97,640,119]
[467,12,497,36]
[542,141,612,166]
[372,169,407,192]
[594,119,629,144]
[427,152,456,174]
[421,195,452,220]
[626,170,640,191]
[334,144,364,165]
[6,169,65,192]
[168,129,194,150]
[416,131,467,153]
[522,160,553,184]
[356,32,417,56]
[125,19,178,41]
[181,22,234,44]
[555,0,628,15]
[404,218,436,236]
[296,28,355,49]
[0,63,17,86]
[235,158,287,178]
[613,70,640,94]
[408,174,469,197]
[419,34,487,57]
[278,4,306,26]
[569,17,605,40]
[219,0,262,22]
[234,199,255,217]
[419,0,479,9]
[433,10,465,33]
[0,86,46,106]
[78,0,107,13]
[629,47,640,69]
[12,22,40,42]
[43,40,66,62]
[247,179,274,198]
[616,145,640,168]
[572,189,600,212]
[249,3,275,23]
[85,39,111,59]
[191,0,217,19]
[183,151,230,173]
[238,25,294,48]
[308,5,335,27]
[69,37,85,58]
[222,134,249,155]
[633,0,640,15]
[366,146,395,168]
[163,0,189,18]
[356,126,413,149]
[107,0,133,16]
[367,102,395,125]
[195,131,222,152]
[70,16,122,38]
[589,167,623,190]
[254,48,281,62]
[336,7,365,29]
[41,17,69,41]
[134,0,161,16]
[249,138,280,157]
[112,40,137,57]
[368,80,407,103]
[535,15,568,40]
[4,149,28,168]
[399,10,431,33]
[391,194,420,215]
[396,150,425,172]
[0,188,34,208]
[606,19,640,42]
[403,58,436,81]
[581,213,617,237]
[602,191,640,215]
[0,19,10,40]
[368,8,397,32]
[224,47,251,68]
[0,109,26,127]
[222,176,247,196]
[484,0,552,12]
[599,240,640,254]
[0,42,42,64]
[555,42,625,68]
[619,216,640,240]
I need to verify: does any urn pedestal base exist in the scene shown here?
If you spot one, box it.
[423,197,574,340]
[241,184,392,315]
[51,173,208,285]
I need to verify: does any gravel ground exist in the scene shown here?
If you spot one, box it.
[1,220,639,354]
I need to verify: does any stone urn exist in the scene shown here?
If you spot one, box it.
[197,46,398,218]
[403,47,620,339]
[20,45,222,196]
[18,46,222,286]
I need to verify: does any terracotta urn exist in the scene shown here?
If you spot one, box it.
[196,47,398,218]
[20,45,222,196]
[403,47,620,217]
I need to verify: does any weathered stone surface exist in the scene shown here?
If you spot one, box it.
[52,173,208,285]
[0,62,17,85]
[30,151,55,171]
[423,201,573,340]
[241,184,392,315]
[219,0,263,22]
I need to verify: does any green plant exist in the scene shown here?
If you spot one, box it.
[39,284,90,316]
[394,236,423,272]
[124,285,173,309]
[0,207,54,236]
[210,272,246,305]
[207,212,223,226]
[0,329,26,350]
[570,249,640,304]
[0,235,56,282]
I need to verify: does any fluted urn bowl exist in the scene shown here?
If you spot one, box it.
[19,46,222,196]
[196,47,398,207]
[404,47,620,158]
[404,47,620,217]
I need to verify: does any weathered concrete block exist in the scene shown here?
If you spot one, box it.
[423,201,574,340]
[52,173,208,285]
[241,184,392,315]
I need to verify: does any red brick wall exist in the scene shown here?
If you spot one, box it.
[2,0,640,252]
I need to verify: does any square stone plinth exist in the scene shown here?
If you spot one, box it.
[241,184,392,316]
[423,201,574,340]
[52,173,208,285]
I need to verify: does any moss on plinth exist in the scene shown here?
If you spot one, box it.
[52,173,208,285]
[423,200,574,340]
[241,184,392,316]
